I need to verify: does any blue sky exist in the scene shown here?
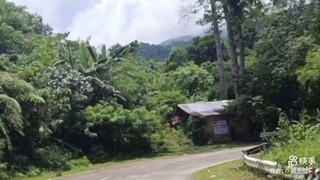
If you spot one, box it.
[9,0,208,46]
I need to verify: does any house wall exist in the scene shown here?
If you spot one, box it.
[203,115,249,142]
[204,115,231,142]
[232,119,250,141]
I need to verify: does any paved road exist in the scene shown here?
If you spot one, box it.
[55,146,254,180]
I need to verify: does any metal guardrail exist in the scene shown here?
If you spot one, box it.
[242,144,320,180]
[242,143,268,155]
[260,131,280,141]
[243,154,307,179]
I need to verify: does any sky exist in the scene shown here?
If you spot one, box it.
[9,0,208,46]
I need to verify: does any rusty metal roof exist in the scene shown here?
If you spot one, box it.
[177,100,234,117]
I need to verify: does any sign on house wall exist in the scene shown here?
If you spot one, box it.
[213,120,229,135]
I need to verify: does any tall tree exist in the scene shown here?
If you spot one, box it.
[179,0,229,100]
[237,22,246,75]
[210,0,228,99]
[221,0,240,98]
[229,0,246,74]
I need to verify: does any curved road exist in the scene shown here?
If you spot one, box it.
[55,146,254,180]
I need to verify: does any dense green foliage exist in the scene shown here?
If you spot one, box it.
[226,1,320,135]
[118,40,192,62]
[0,0,320,179]
[133,40,191,61]
[135,42,171,61]
[260,112,320,168]
[186,35,229,65]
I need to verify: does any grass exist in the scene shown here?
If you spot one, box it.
[22,142,258,180]
[192,159,270,180]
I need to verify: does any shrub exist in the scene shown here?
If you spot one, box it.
[67,156,91,168]
[83,102,160,155]
[36,145,72,170]
[9,155,31,172]
[181,116,208,145]
[88,145,111,163]
[150,125,192,154]
[260,113,320,167]
[0,163,8,179]
[26,166,41,177]
[260,133,320,168]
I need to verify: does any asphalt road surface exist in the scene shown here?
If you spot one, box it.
[55,146,255,180]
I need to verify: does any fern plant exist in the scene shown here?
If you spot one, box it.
[0,71,45,150]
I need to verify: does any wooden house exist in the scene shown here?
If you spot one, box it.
[171,100,250,142]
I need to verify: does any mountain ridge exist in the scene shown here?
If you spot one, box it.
[135,26,227,61]
[159,35,195,46]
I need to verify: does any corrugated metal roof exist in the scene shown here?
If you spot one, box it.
[177,100,234,117]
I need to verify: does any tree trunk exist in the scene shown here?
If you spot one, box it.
[222,0,240,98]
[210,0,228,100]
[237,23,245,75]
[315,0,320,15]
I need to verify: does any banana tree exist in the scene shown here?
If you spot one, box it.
[52,40,139,104]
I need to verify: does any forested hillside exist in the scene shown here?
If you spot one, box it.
[109,40,191,62]
[134,39,192,61]
[0,0,320,179]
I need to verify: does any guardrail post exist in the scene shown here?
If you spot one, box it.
[262,142,267,152]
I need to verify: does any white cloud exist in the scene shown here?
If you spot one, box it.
[9,0,207,46]
[8,0,100,32]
